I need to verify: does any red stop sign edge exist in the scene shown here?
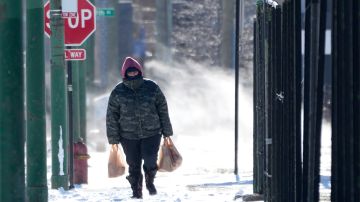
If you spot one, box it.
[44,0,96,46]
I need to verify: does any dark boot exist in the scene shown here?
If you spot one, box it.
[126,174,143,199]
[144,168,157,195]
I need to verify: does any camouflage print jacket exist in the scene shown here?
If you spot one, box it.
[106,78,173,143]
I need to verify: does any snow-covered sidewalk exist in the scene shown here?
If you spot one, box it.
[48,151,254,202]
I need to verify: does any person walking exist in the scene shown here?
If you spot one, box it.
[106,57,173,199]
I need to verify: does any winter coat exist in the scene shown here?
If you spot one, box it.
[106,57,173,143]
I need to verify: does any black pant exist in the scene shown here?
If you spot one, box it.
[120,134,162,176]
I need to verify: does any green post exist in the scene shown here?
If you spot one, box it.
[85,35,95,91]
[0,1,25,201]
[79,59,87,143]
[72,61,81,142]
[26,0,48,201]
[82,0,94,141]
[220,0,235,69]
[156,0,172,63]
[50,0,69,190]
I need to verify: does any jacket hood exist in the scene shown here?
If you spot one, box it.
[121,57,143,78]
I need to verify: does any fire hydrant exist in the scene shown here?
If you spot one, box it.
[74,142,90,184]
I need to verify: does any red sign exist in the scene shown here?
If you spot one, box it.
[44,0,96,46]
[65,49,86,60]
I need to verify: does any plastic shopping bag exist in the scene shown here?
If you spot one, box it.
[158,137,183,172]
[108,144,126,178]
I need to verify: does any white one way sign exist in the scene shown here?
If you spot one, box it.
[65,49,86,61]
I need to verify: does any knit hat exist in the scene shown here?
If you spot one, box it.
[121,57,143,78]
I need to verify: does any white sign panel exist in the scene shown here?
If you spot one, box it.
[62,0,78,18]
[65,49,86,60]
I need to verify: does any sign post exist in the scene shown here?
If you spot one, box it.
[49,0,69,190]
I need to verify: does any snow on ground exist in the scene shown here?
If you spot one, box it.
[48,133,255,202]
[49,150,253,202]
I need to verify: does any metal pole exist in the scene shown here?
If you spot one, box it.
[262,2,273,201]
[83,4,95,141]
[84,33,94,144]
[26,0,48,200]
[85,34,95,91]
[76,59,88,185]
[302,0,311,198]
[281,5,287,200]
[50,0,69,190]
[293,0,303,201]
[253,19,260,193]
[67,56,74,189]
[79,53,88,143]
[156,0,172,63]
[94,0,109,89]
[0,1,25,201]
[259,6,267,199]
[355,1,360,199]
[234,0,240,176]
[220,0,235,69]
[331,2,341,200]
[72,61,81,143]
[303,0,327,201]
[274,6,282,201]
[268,8,276,201]
[284,5,290,200]
[270,7,279,201]
[239,0,245,37]
[116,1,133,75]
[254,1,266,195]
[331,0,360,201]
[79,63,87,141]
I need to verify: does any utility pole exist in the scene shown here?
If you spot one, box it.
[79,58,87,143]
[95,0,115,89]
[117,0,133,72]
[26,0,48,200]
[0,1,25,201]
[50,0,69,190]
[234,0,240,176]
[67,57,75,188]
[85,33,95,92]
[71,61,81,143]
[220,0,235,69]
[156,0,172,63]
